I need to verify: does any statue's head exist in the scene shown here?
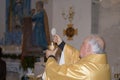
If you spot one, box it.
[36,1,44,12]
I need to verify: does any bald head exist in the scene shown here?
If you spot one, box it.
[85,35,104,49]
[80,35,105,58]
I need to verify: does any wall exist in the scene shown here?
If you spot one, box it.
[98,0,120,69]
[52,0,91,49]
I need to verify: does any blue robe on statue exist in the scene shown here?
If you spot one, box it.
[32,10,48,49]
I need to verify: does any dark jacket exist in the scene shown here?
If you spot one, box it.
[0,59,6,80]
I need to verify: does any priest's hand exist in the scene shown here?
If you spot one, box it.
[53,34,62,45]
[46,48,58,58]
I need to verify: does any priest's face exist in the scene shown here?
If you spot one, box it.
[80,39,91,58]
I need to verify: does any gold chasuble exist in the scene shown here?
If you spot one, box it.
[62,44,80,64]
[45,44,111,80]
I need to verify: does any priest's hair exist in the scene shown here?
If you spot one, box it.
[88,39,104,54]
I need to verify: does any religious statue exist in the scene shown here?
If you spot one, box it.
[32,1,50,49]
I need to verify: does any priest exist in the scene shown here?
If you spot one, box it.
[45,34,111,80]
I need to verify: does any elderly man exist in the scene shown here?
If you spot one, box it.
[45,34,111,80]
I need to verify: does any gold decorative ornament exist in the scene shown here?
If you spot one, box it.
[63,24,78,40]
[62,6,78,40]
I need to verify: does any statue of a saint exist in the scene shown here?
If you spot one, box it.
[32,1,50,49]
